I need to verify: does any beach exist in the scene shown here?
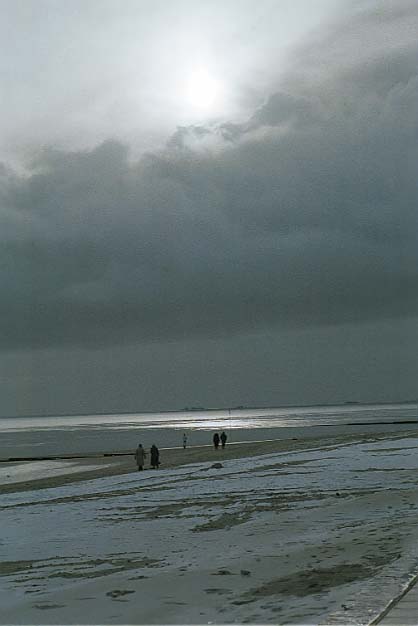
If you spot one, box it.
[2,430,418,624]
[0,432,380,494]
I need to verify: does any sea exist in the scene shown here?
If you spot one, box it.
[0,402,417,461]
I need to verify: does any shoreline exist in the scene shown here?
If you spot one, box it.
[1,418,417,463]
[2,428,418,496]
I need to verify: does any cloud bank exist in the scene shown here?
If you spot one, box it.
[1,0,417,351]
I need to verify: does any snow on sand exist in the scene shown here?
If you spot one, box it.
[2,433,418,624]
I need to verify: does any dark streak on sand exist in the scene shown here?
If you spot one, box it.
[237,563,374,601]
[0,554,162,582]
[192,511,252,532]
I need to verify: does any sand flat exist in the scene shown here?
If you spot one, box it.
[0,431,404,494]
[1,432,418,624]
[0,460,112,485]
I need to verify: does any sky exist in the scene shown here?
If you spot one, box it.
[0,0,417,417]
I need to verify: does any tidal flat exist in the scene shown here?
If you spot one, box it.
[2,432,418,624]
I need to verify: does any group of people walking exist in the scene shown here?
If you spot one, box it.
[134,443,160,471]
[134,430,228,471]
[213,431,227,449]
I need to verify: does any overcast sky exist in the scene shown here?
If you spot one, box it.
[1,0,417,417]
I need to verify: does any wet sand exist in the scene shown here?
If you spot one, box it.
[0,430,404,495]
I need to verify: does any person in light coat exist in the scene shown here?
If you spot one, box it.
[135,443,146,471]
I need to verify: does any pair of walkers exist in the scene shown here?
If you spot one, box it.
[135,443,160,471]
[213,431,227,449]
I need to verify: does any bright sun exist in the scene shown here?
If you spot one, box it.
[186,69,221,111]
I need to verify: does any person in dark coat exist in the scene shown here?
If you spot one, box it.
[150,444,160,469]
[220,431,227,449]
[213,432,220,449]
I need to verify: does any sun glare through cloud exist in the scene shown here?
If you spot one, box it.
[1,0,417,428]
[185,68,223,113]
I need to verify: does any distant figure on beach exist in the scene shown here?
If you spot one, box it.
[135,443,146,471]
[220,431,227,449]
[213,432,220,449]
[150,444,160,469]
[183,433,187,449]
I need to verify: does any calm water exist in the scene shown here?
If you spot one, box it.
[0,402,417,460]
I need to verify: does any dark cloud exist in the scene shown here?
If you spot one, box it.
[1,0,417,352]
[2,317,417,416]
